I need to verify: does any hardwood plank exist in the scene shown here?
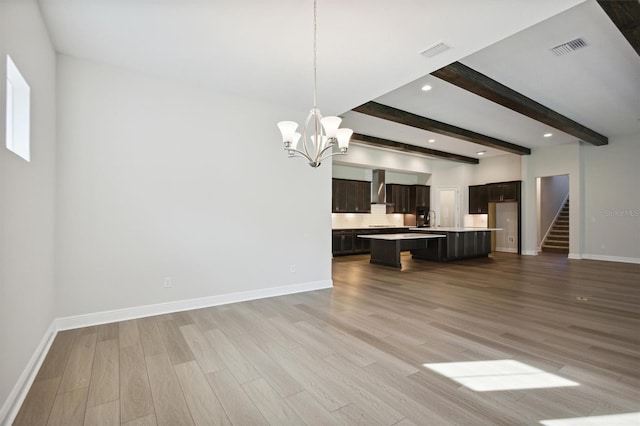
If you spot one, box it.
[228,332,304,397]
[156,318,195,365]
[284,390,342,426]
[58,332,97,392]
[175,361,231,425]
[205,369,268,425]
[119,343,154,423]
[13,377,60,426]
[145,353,194,426]
[83,400,119,426]
[173,360,231,426]
[96,323,118,342]
[47,387,88,426]
[137,317,166,357]
[35,330,77,381]
[179,324,225,373]
[333,403,382,426]
[241,378,305,425]
[121,414,157,426]
[119,320,141,349]
[205,328,261,384]
[86,339,119,407]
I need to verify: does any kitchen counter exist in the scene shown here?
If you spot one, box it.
[408,227,500,262]
[410,227,502,232]
[357,233,446,268]
[333,226,410,230]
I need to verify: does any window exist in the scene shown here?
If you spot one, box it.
[5,55,30,162]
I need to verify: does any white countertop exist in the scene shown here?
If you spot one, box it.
[357,233,446,240]
[409,227,502,232]
[333,226,410,230]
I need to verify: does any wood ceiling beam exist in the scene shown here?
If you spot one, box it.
[597,0,640,56]
[352,101,531,156]
[351,133,479,164]
[431,62,608,146]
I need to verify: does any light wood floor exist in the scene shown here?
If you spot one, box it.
[14,252,640,425]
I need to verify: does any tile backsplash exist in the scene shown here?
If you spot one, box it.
[332,204,406,229]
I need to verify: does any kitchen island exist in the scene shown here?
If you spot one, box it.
[357,233,446,269]
[409,227,501,262]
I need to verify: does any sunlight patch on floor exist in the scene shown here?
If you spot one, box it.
[540,412,640,425]
[423,360,579,391]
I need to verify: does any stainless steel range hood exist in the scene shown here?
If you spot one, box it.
[371,169,387,204]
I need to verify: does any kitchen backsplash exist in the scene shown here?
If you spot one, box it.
[332,204,405,229]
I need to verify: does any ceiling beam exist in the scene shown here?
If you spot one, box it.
[352,101,531,155]
[351,133,479,164]
[431,62,608,146]
[597,0,640,56]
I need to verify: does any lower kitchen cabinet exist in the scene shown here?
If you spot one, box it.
[332,228,408,256]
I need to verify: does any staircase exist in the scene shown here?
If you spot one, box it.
[542,198,569,253]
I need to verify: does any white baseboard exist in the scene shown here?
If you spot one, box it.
[568,253,582,260]
[1,279,332,425]
[57,279,333,330]
[581,254,640,264]
[0,321,57,426]
[495,247,518,254]
[522,250,538,256]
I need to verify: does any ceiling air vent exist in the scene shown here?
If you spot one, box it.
[551,37,588,56]
[420,42,451,58]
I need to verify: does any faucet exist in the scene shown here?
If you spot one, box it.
[428,210,436,227]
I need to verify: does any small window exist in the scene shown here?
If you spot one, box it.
[6,55,30,162]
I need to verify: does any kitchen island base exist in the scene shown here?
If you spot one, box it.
[358,234,446,269]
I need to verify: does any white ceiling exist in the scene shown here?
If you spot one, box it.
[37,0,639,164]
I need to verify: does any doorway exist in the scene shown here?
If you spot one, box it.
[436,187,460,228]
[537,175,570,255]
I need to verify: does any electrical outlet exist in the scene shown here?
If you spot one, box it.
[600,243,606,249]
[508,236,514,243]
[290,264,296,273]
[164,277,172,288]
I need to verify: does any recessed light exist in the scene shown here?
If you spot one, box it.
[477,151,486,156]
[421,84,432,92]
[428,139,435,143]
[544,133,553,138]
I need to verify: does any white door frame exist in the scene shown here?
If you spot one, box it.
[435,186,461,228]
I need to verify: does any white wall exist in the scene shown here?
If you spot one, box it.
[522,143,582,256]
[0,0,57,419]
[55,55,332,318]
[523,136,640,262]
[582,134,640,262]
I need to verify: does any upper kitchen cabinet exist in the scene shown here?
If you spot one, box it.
[488,181,520,202]
[386,184,412,213]
[412,185,430,209]
[469,185,488,214]
[332,179,371,213]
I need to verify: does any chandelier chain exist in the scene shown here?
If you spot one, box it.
[313,0,317,108]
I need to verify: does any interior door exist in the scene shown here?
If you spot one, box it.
[437,187,460,228]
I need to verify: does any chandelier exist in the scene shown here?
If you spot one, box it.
[277,0,352,168]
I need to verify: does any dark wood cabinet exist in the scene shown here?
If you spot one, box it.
[332,179,371,213]
[332,228,409,256]
[386,184,412,213]
[412,185,430,210]
[469,185,488,214]
[488,181,519,202]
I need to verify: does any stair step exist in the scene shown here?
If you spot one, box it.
[542,245,569,253]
